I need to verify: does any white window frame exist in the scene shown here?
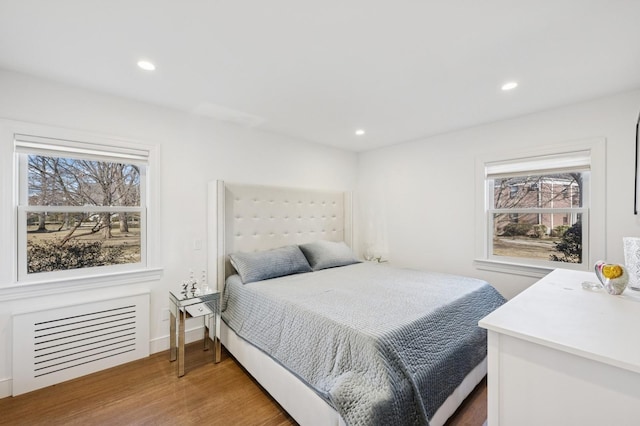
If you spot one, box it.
[474,139,606,278]
[0,119,162,300]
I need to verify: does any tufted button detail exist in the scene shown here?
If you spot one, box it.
[228,188,346,254]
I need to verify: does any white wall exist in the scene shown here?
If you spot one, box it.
[357,89,640,299]
[0,69,357,396]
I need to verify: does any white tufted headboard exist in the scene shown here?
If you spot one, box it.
[207,180,353,291]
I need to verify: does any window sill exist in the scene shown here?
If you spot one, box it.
[0,267,163,302]
[474,259,555,279]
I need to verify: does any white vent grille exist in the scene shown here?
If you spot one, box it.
[13,294,149,395]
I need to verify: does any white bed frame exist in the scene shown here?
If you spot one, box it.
[207,180,486,426]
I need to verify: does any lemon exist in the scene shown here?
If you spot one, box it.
[602,264,623,279]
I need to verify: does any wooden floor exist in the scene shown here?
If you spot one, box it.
[0,342,486,425]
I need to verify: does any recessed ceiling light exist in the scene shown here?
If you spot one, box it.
[137,60,156,71]
[501,81,518,91]
[355,129,365,136]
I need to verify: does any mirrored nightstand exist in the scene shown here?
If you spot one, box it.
[169,288,221,377]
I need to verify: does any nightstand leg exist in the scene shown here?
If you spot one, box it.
[169,310,177,362]
[178,308,185,377]
[203,315,210,351]
[214,313,221,363]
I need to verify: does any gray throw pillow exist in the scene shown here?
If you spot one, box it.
[299,240,360,271]
[229,245,312,283]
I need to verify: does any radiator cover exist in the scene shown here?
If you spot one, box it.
[12,293,149,396]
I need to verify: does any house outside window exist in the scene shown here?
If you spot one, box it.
[475,140,606,277]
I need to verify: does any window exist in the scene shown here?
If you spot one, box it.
[490,170,587,265]
[15,133,153,282]
[475,140,605,277]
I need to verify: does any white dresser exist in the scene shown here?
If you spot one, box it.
[479,268,640,426]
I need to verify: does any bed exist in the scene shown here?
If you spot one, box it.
[207,181,505,426]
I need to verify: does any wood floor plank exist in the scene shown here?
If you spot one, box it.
[0,342,486,425]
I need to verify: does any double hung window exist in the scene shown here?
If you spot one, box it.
[487,152,589,265]
[16,134,150,281]
[476,140,605,276]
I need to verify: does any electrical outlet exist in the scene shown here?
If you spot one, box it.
[162,309,170,321]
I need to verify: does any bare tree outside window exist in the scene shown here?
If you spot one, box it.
[26,155,142,274]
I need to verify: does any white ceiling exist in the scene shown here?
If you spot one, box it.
[1,1,639,152]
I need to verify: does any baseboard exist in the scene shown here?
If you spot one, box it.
[0,377,12,399]
[149,325,209,355]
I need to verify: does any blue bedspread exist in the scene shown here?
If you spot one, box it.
[222,263,505,425]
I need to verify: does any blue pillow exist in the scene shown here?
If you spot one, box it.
[229,245,312,283]
[299,240,360,271]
